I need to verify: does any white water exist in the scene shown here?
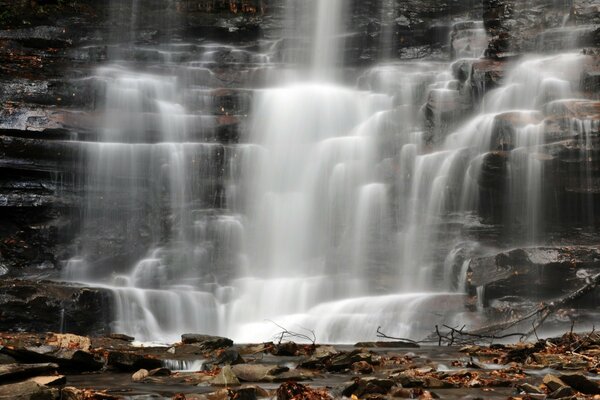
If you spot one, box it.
[63,1,599,343]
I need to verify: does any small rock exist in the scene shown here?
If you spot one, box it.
[109,334,135,342]
[271,342,299,356]
[210,366,240,386]
[543,374,568,392]
[132,369,149,382]
[548,385,575,399]
[29,375,66,386]
[518,383,544,394]
[214,349,244,365]
[230,385,270,400]
[276,381,329,400]
[342,377,396,397]
[351,361,374,374]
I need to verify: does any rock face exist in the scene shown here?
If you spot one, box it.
[0,0,598,338]
[0,280,111,335]
[467,247,600,306]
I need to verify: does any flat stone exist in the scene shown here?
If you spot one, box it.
[210,365,240,386]
[231,364,280,382]
[518,383,544,394]
[29,375,66,386]
[181,334,233,349]
[543,374,568,392]
[0,362,59,383]
[559,373,600,394]
[548,385,575,399]
[0,380,58,400]
[106,351,162,372]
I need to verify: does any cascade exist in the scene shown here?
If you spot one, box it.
[62,0,600,343]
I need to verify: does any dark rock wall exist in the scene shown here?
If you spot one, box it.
[0,0,598,334]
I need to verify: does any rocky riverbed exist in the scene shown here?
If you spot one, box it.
[2,331,600,399]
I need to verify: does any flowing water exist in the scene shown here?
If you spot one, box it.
[63,1,599,343]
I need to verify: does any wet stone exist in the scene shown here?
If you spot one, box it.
[182,334,234,349]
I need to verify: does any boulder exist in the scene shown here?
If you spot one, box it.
[210,365,240,386]
[0,380,59,400]
[0,362,59,383]
[467,247,600,305]
[559,373,600,394]
[1,346,103,372]
[105,351,162,372]
[181,334,234,350]
[131,369,149,382]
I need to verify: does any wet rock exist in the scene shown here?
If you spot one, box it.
[108,334,135,342]
[327,350,374,372]
[342,377,396,397]
[0,362,59,383]
[543,374,568,392]
[231,364,286,382]
[490,111,544,150]
[276,381,329,400]
[29,375,66,386]
[181,334,234,349]
[1,345,103,372]
[210,366,240,386]
[0,379,59,400]
[473,59,505,91]
[131,368,149,382]
[559,373,600,394]
[229,385,270,400]
[213,349,244,365]
[270,342,300,356]
[0,280,111,335]
[467,247,600,305]
[518,383,544,394]
[548,385,576,399]
[351,361,374,374]
[106,351,162,372]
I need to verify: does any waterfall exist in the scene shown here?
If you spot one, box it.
[62,0,599,343]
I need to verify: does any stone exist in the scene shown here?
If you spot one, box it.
[0,362,59,383]
[106,351,162,372]
[230,385,270,400]
[132,369,149,382]
[45,334,91,352]
[342,377,396,397]
[351,361,374,374]
[1,345,103,372]
[548,385,576,399]
[559,373,600,394]
[108,334,135,342]
[543,374,568,392]
[518,383,544,394]
[181,334,234,349]
[231,364,284,382]
[0,380,59,400]
[210,366,240,386]
[29,375,66,386]
[213,349,244,365]
[276,381,329,400]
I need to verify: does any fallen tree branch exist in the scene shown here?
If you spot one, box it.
[432,272,600,345]
[376,326,422,345]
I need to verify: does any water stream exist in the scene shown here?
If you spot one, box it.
[63,1,598,343]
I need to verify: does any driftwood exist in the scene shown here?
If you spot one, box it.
[432,272,600,346]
